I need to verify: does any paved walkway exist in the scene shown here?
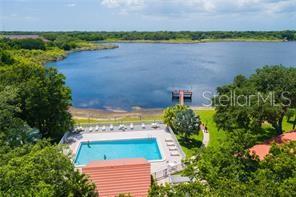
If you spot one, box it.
[202,130,210,147]
[200,125,210,147]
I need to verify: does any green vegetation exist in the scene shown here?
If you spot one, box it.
[214,65,296,134]
[196,109,227,147]
[163,105,200,139]
[151,66,296,196]
[2,31,296,43]
[173,108,200,139]
[176,131,203,157]
[0,37,99,195]
[286,108,295,123]
[0,59,73,141]
[1,33,295,196]
[163,105,188,129]
[0,140,97,196]
[13,38,46,50]
[163,105,201,156]
[150,131,296,196]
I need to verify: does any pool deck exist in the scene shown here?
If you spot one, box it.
[63,123,185,181]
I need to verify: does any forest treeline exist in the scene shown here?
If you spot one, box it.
[0,37,101,196]
[2,30,296,41]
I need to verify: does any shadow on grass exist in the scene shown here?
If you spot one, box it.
[178,137,203,149]
[287,120,295,128]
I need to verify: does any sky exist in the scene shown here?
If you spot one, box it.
[0,0,296,31]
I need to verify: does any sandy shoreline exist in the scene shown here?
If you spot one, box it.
[70,106,214,120]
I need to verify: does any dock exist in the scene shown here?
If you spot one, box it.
[172,90,192,105]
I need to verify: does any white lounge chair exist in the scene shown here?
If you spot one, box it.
[170,151,180,156]
[165,138,174,142]
[95,126,99,131]
[169,147,178,151]
[110,124,114,131]
[102,125,106,131]
[130,123,134,130]
[89,127,93,132]
[167,142,176,146]
[142,123,146,129]
[151,122,159,129]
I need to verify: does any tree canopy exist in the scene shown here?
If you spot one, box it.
[150,131,296,196]
[0,37,73,141]
[35,31,296,41]
[0,140,97,196]
[163,104,188,129]
[0,36,97,196]
[214,65,296,134]
[173,108,200,139]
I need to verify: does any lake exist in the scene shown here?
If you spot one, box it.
[47,42,296,111]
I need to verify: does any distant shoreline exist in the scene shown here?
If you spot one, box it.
[46,43,118,63]
[102,38,285,44]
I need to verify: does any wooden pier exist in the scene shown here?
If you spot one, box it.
[172,90,192,105]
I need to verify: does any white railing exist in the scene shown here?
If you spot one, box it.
[152,163,185,180]
[59,131,70,144]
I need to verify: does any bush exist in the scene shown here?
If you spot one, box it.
[14,38,46,50]
[163,105,188,129]
[173,109,200,138]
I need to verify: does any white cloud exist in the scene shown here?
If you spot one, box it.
[101,0,144,10]
[100,0,296,17]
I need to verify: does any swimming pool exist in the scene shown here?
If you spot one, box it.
[74,138,162,166]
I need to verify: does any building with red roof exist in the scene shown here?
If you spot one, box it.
[249,130,296,160]
[82,158,151,197]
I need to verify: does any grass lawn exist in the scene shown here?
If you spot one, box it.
[176,132,203,157]
[74,114,163,124]
[283,116,295,132]
[258,116,295,142]
[194,109,227,147]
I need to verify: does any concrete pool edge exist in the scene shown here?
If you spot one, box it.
[73,137,167,167]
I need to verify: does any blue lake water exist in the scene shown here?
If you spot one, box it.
[74,138,162,165]
[47,42,296,111]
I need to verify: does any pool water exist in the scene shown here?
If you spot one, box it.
[74,138,162,165]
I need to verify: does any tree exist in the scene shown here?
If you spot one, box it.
[14,38,46,50]
[163,104,188,129]
[214,65,296,134]
[0,50,14,65]
[173,109,200,139]
[179,130,296,196]
[0,86,39,148]
[0,64,73,141]
[0,140,97,196]
[149,179,210,197]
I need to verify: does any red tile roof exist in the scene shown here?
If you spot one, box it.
[82,158,151,197]
[249,130,296,160]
